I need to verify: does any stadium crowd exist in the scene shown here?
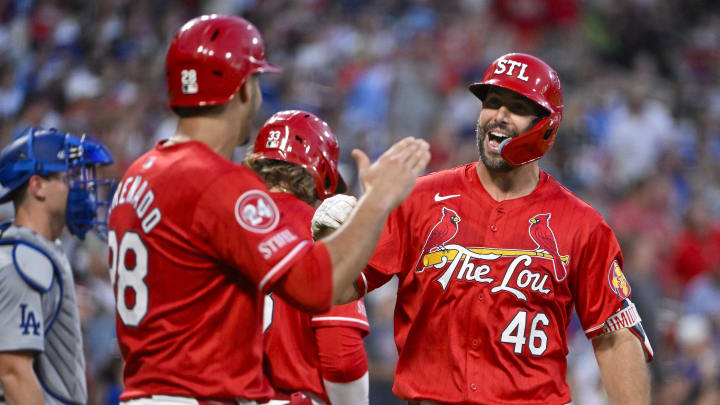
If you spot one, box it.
[0,0,719,403]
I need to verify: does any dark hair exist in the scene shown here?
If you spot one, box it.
[170,103,228,118]
[245,157,317,205]
[10,181,29,207]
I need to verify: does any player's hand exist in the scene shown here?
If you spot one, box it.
[312,194,358,240]
[353,136,430,211]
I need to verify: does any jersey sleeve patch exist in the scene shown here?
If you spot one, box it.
[12,242,55,292]
[607,259,631,299]
[234,190,280,233]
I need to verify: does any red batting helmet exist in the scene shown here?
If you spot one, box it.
[253,110,347,200]
[165,14,281,107]
[469,53,563,166]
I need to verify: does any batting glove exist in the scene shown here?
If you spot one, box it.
[312,194,358,240]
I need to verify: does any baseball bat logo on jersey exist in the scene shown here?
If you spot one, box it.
[234,190,280,233]
[607,259,631,299]
[414,209,570,297]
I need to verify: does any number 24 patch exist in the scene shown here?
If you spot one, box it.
[234,190,279,233]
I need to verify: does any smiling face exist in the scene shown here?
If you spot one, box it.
[476,86,544,171]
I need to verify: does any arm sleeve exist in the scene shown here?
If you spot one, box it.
[315,325,368,383]
[192,169,315,292]
[0,262,44,353]
[323,372,369,405]
[572,222,653,360]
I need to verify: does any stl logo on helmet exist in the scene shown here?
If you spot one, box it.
[181,69,198,94]
[493,59,530,82]
[234,190,279,233]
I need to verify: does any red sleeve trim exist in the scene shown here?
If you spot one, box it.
[259,240,311,291]
[311,316,370,335]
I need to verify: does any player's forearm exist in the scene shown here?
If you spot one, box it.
[0,352,44,405]
[322,193,393,305]
[592,328,651,405]
[335,280,362,304]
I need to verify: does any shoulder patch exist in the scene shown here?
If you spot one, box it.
[12,242,55,292]
[234,190,280,233]
[607,259,630,299]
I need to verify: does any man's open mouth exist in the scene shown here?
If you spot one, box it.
[487,131,512,152]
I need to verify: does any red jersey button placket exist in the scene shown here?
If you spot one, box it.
[490,205,505,232]
[489,204,506,232]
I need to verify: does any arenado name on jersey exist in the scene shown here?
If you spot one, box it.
[109,174,162,234]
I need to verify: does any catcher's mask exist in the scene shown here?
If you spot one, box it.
[0,127,116,240]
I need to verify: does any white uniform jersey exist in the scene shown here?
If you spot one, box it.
[0,225,87,405]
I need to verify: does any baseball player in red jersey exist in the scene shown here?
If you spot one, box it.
[315,53,653,405]
[246,110,370,405]
[108,15,429,405]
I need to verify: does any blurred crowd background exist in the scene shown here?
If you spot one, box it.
[1,0,719,404]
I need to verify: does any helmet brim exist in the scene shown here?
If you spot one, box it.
[258,61,283,74]
[468,82,488,101]
[468,82,554,116]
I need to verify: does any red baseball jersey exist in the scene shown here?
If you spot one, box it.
[107,141,328,401]
[263,193,369,402]
[359,163,652,404]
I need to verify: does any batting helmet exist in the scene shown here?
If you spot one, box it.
[253,110,347,200]
[165,14,281,108]
[469,53,563,166]
[0,127,115,240]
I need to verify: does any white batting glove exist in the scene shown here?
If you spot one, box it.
[312,194,358,240]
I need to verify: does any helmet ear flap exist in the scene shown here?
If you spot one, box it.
[499,116,557,166]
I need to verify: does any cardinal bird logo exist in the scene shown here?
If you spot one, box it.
[528,213,568,281]
[414,207,461,273]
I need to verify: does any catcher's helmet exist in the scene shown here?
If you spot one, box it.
[253,110,347,200]
[469,53,563,166]
[165,14,281,108]
[0,127,115,240]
